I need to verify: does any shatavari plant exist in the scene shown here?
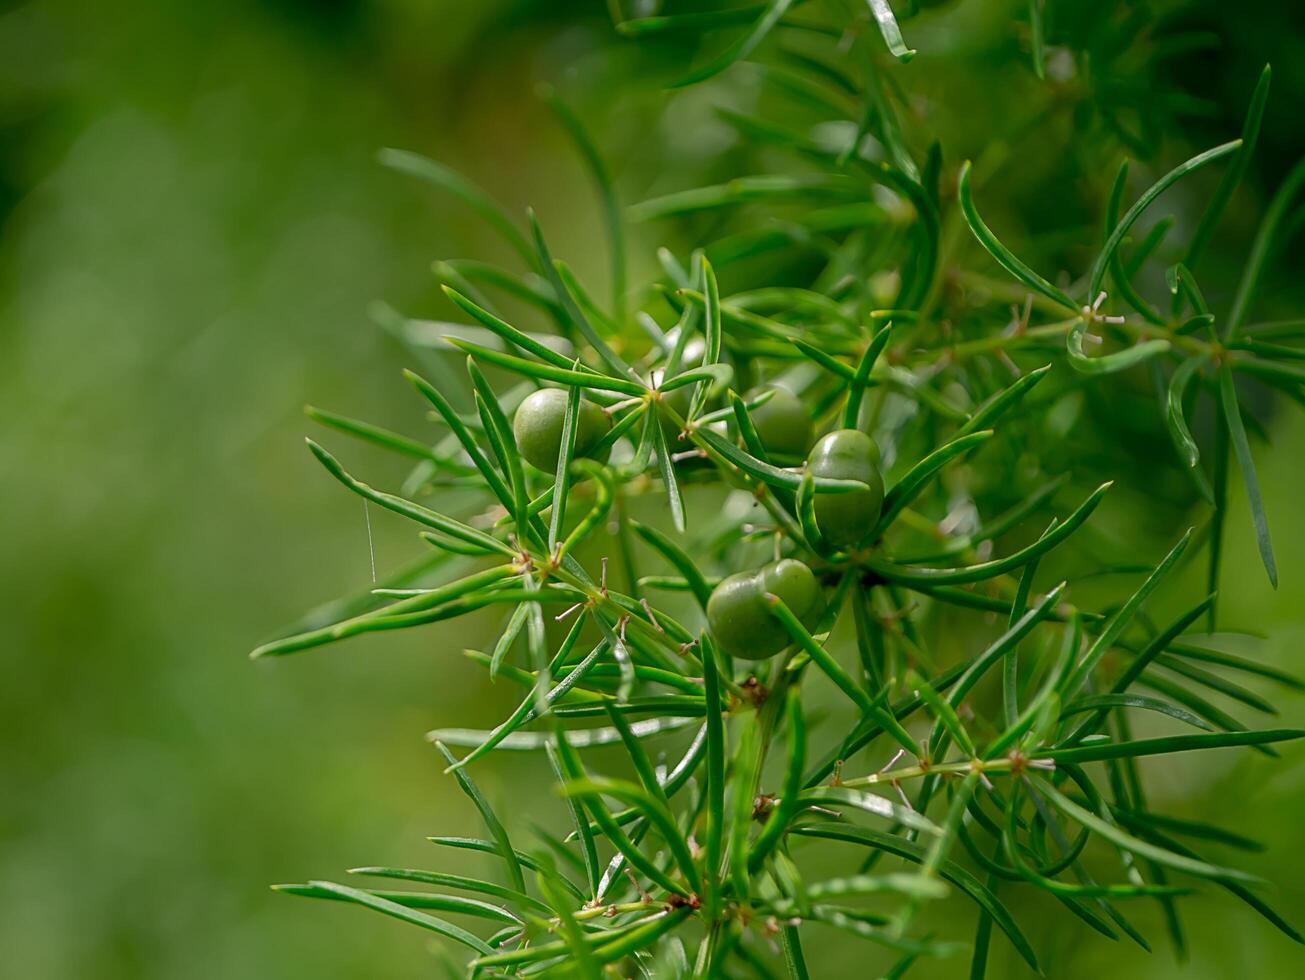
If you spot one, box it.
[256,2,1305,976]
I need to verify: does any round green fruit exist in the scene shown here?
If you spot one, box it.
[744,384,814,459]
[512,388,610,472]
[706,558,823,660]
[806,429,884,548]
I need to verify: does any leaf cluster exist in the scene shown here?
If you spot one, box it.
[260,3,1305,977]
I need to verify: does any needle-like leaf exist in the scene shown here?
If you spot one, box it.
[378,148,534,266]
[957,161,1076,310]
[1031,776,1262,882]
[1089,140,1241,300]
[671,0,796,87]
[865,0,915,62]
[649,410,687,533]
[1219,366,1278,586]
[290,880,495,954]
[434,741,526,894]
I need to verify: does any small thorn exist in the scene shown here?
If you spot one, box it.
[892,781,916,812]
[878,748,906,773]
[555,602,584,623]
[639,598,665,633]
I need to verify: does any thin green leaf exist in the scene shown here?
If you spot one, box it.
[632,174,861,222]
[617,7,770,36]
[659,363,733,394]
[1155,654,1277,715]
[842,322,896,429]
[865,484,1110,585]
[273,882,519,924]
[1044,728,1305,765]
[1118,821,1304,944]
[448,617,590,767]
[957,364,1050,438]
[530,210,637,379]
[791,824,1039,972]
[1027,0,1045,78]
[1220,366,1277,586]
[874,430,993,536]
[1065,528,1192,693]
[791,338,854,381]
[292,880,494,954]
[1062,595,1214,746]
[1062,694,1212,732]
[728,722,761,899]
[685,257,724,422]
[766,596,919,756]
[434,741,526,893]
[1089,140,1241,300]
[467,359,531,534]
[554,738,691,899]
[541,87,625,324]
[446,336,644,395]
[304,439,514,555]
[1166,641,1304,690]
[694,425,866,494]
[558,460,616,561]
[701,634,727,918]
[348,866,548,914]
[910,669,976,756]
[1126,216,1175,278]
[549,382,584,550]
[957,161,1076,310]
[1166,354,1208,472]
[603,705,671,810]
[403,369,513,508]
[630,521,712,611]
[250,565,516,658]
[1066,319,1171,375]
[750,687,806,871]
[304,406,474,474]
[671,0,796,88]
[798,786,941,836]
[865,0,915,62]
[427,836,586,900]
[591,908,695,965]
[935,584,1067,749]
[1185,65,1271,272]
[377,148,533,266]
[780,925,810,980]
[544,745,600,902]
[1030,776,1260,882]
[1107,809,1263,853]
[537,867,601,978]
[1104,160,1165,324]
[442,286,587,373]
[430,716,701,753]
[648,414,686,533]
[561,776,700,893]
[488,602,529,680]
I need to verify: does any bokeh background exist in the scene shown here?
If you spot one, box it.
[2,1,1303,977]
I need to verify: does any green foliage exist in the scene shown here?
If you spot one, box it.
[260,2,1305,976]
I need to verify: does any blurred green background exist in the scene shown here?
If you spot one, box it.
[2,1,1303,977]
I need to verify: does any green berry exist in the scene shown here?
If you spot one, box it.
[744,384,814,459]
[706,558,823,660]
[512,388,610,472]
[806,429,885,548]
